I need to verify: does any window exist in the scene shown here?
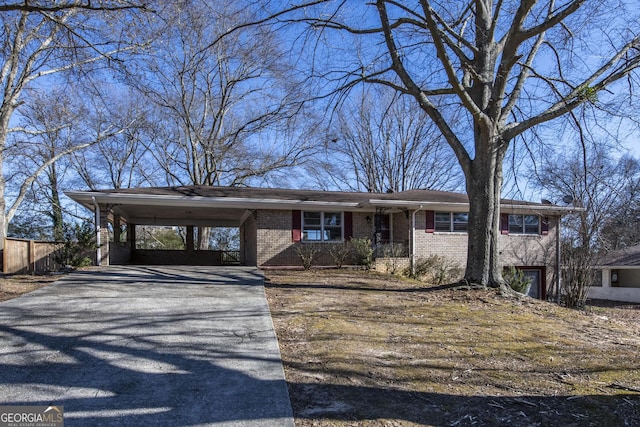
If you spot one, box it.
[508,214,540,235]
[435,212,469,232]
[302,211,343,242]
[453,212,469,232]
[435,212,451,231]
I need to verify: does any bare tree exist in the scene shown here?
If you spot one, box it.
[282,0,640,287]
[70,88,153,191]
[7,89,83,240]
[316,87,463,192]
[131,0,318,248]
[600,156,640,251]
[7,86,138,238]
[0,2,147,241]
[536,143,639,306]
[134,0,313,189]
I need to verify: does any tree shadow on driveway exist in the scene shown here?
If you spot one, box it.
[0,266,292,426]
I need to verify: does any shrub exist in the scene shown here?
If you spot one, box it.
[54,221,97,268]
[379,243,407,275]
[295,243,322,270]
[350,238,374,269]
[380,242,407,258]
[411,255,462,285]
[503,266,531,294]
[561,245,596,308]
[329,242,352,268]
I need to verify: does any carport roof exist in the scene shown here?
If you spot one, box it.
[598,245,640,268]
[66,185,576,227]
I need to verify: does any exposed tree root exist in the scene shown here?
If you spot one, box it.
[451,279,488,291]
[450,279,529,301]
[498,282,528,300]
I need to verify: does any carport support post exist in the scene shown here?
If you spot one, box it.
[186,226,195,254]
[93,200,110,266]
[129,223,136,253]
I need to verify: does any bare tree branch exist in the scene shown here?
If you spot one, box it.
[505,37,640,140]
[0,1,149,13]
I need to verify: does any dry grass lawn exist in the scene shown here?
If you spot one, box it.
[0,273,61,302]
[264,269,640,426]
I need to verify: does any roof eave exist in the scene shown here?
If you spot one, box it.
[500,203,585,215]
[66,190,583,216]
[65,191,361,211]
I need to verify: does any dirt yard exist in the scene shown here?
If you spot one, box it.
[264,269,640,427]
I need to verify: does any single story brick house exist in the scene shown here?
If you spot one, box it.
[590,244,640,303]
[66,186,576,299]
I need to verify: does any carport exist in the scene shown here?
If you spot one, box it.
[66,187,260,267]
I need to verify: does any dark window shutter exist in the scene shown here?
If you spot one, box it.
[500,213,510,235]
[425,210,435,233]
[292,210,301,242]
[344,212,353,240]
[541,216,549,235]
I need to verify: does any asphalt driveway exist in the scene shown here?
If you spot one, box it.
[0,266,294,426]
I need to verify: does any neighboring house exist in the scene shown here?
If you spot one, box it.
[66,186,576,300]
[591,245,640,303]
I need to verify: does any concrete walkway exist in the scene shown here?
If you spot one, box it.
[0,266,294,426]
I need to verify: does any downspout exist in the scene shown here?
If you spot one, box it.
[92,197,101,266]
[411,205,424,277]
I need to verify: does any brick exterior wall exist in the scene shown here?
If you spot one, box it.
[258,211,378,267]
[411,211,557,264]
[352,212,376,242]
[255,209,559,290]
[391,212,410,242]
[98,204,110,266]
[240,213,258,266]
[257,210,299,266]
[412,210,559,293]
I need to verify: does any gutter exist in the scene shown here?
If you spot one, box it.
[363,199,583,216]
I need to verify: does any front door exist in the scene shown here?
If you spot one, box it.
[374,213,390,244]
[519,268,545,300]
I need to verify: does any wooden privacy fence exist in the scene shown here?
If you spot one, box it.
[2,238,64,274]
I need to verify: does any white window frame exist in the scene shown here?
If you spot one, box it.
[508,214,540,235]
[301,211,344,242]
[435,211,469,232]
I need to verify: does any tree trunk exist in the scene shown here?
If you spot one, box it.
[0,169,5,243]
[197,226,211,250]
[49,164,64,241]
[0,121,9,243]
[464,143,506,288]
